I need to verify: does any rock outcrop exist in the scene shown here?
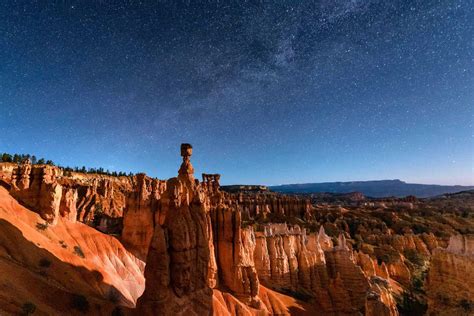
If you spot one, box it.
[2,161,166,260]
[10,162,63,224]
[135,144,217,315]
[121,174,166,260]
[426,235,474,315]
[213,204,260,307]
[0,186,145,315]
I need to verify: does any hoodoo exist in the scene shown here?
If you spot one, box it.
[136,143,216,315]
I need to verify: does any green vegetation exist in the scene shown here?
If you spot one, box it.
[403,249,426,267]
[39,258,52,268]
[460,299,473,312]
[35,222,49,231]
[22,302,36,315]
[92,203,104,227]
[0,152,133,177]
[70,294,89,313]
[73,246,85,258]
[396,292,427,316]
[107,288,122,304]
[278,288,313,302]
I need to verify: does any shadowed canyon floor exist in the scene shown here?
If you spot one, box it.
[0,145,473,315]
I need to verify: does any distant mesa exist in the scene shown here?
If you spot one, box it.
[270,179,474,198]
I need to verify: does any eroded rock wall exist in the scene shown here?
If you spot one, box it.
[426,235,474,316]
[10,163,63,224]
[2,162,167,258]
[135,144,216,315]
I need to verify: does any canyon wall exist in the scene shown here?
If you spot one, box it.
[426,235,474,316]
[3,160,168,260]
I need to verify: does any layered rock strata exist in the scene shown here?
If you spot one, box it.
[426,235,474,316]
[135,143,217,315]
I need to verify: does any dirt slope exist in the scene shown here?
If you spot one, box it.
[0,187,145,315]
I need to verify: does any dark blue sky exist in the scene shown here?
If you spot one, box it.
[1,1,472,185]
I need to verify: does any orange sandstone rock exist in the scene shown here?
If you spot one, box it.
[426,235,474,315]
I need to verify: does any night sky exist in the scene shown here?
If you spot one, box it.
[1,1,472,185]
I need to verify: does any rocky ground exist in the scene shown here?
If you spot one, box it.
[0,146,472,315]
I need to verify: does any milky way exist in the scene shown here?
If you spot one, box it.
[0,1,472,185]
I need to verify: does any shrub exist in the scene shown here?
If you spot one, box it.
[22,302,36,315]
[70,294,89,313]
[397,292,427,315]
[460,299,473,312]
[73,246,85,258]
[404,249,425,267]
[36,222,48,231]
[112,307,125,316]
[279,288,313,302]
[39,258,51,268]
[108,288,121,304]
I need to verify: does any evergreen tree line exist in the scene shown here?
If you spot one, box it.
[1,152,132,177]
[1,153,53,165]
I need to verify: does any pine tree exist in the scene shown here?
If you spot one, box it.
[1,153,12,162]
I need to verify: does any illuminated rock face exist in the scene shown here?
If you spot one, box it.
[3,161,167,260]
[10,162,63,224]
[252,225,398,316]
[135,144,217,315]
[426,235,474,316]
[0,185,145,315]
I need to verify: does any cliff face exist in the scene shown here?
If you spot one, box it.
[3,162,167,260]
[121,174,166,260]
[0,186,145,315]
[233,191,313,220]
[426,235,474,316]
[8,162,129,225]
[9,163,63,224]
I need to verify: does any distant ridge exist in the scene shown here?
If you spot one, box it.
[269,179,474,198]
